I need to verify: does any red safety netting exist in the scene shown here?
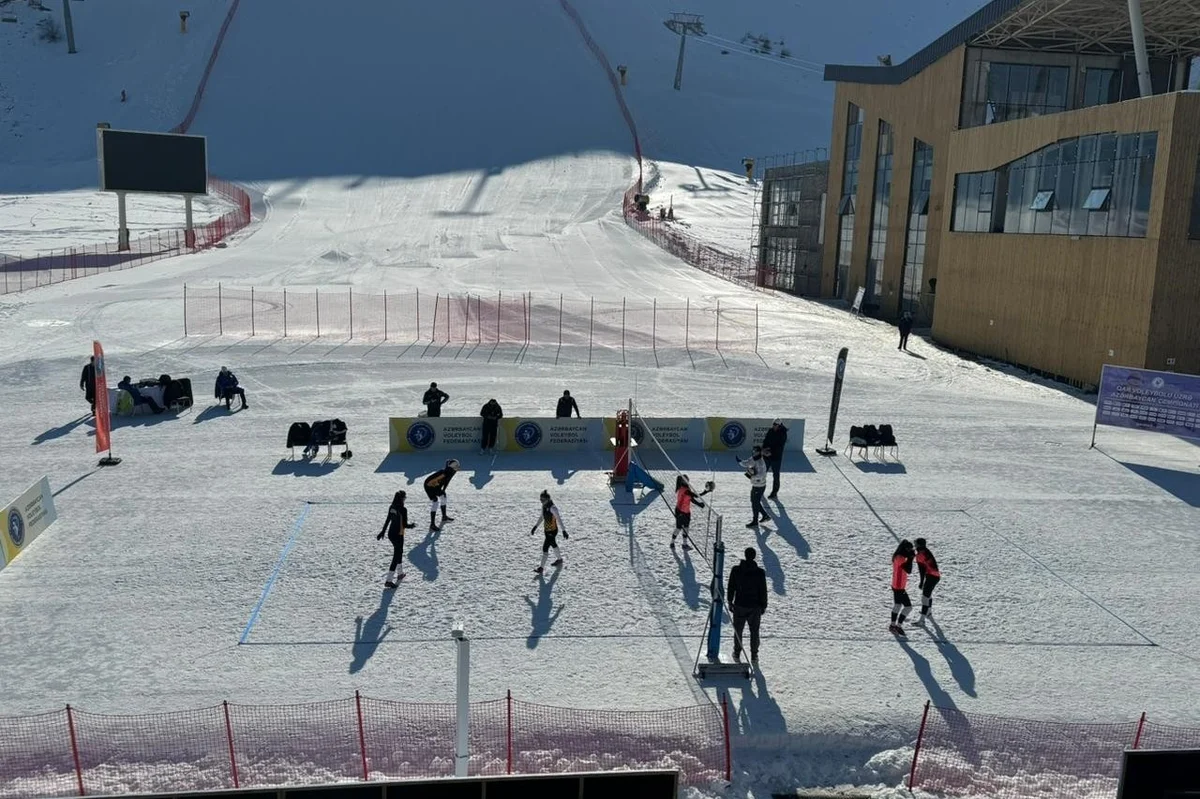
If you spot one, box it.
[2,179,252,297]
[72,706,231,796]
[509,699,726,787]
[911,705,1140,799]
[0,694,725,798]
[0,710,78,799]
[1136,720,1200,751]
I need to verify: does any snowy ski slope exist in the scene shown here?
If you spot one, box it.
[1,1,1199,797]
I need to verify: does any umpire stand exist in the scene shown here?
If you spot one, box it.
[695,519,751,679]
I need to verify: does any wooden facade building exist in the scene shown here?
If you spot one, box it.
[819,0,1200,387]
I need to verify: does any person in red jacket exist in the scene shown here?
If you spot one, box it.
[890,539,915,636]
[914,537,941,621]
[672,475,712,550]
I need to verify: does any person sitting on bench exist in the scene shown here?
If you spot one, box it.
[118,375,164,414]
[214,366,248,410]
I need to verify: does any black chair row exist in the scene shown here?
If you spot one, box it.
[287,419,352,460]
[846,424,898,461]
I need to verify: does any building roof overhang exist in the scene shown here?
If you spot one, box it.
[824,0,1200,85]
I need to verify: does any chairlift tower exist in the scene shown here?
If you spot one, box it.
[664,12,706,91]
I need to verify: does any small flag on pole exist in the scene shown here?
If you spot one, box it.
[93,341,120,466]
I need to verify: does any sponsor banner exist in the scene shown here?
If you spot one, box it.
[501,418,607,452]
[389,417,499,453]
[93,340,112,454]
[1095,365,1200,440]
[1,476,57,570]
[705,418,805,453]
[604,417,707,450]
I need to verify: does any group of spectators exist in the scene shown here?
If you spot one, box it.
[79,357,248,416]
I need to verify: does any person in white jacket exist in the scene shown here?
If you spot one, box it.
[740,446,772,528]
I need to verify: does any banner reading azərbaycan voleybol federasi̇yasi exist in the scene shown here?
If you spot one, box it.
[1,476,57,571]
[1093,365,1200,445]
[389,417,804,453]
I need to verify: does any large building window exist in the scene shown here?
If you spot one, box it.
[951,131,1157,238]
[901,140,934,319]
[982,62,1070,124]
[835,103,865,298]
[1082,68,1120,107]
[1188,148,1200,239]
[866,120,893,301]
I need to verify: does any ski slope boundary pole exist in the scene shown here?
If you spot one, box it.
[908,699,930,789]
[506,689,514,774]
[223,701,240,788]
[66,704,85,796]
[283,289,288,337]
[1132,711,1146,748]
[721,693,732,781]
[355,690,369,780]
[251,287,255,337]
[316,289,321,338]
[183,284,187,336]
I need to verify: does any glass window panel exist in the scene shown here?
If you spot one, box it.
[1008,65,1030,112]
[1006,166,1024,229]
[987,63,1010,122]
[1078,134,1097,167]
[1130,136,1156,237]
[1118,134,1137,161]
[1053,162,1074,234]
[1048,67,1068,111]
[1031,190,1055,211]
[1028,66,1049,113]
[1108,149,1134,237]
[1083,187,1111,210]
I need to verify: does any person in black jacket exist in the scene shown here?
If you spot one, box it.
[480,398,503,453]
[423,382,449,417]
[898,312,914,351]
[555,390,580,418]
[376,491,416,588]
[762,419,788,499]
[80,356,96,413]
[423,459,459,531]
[727,547,768,664]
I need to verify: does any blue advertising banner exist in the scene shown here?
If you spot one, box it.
[1093,365,1200,443]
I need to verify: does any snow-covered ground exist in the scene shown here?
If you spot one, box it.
[643,160,760,258]
[3,1,1200,797]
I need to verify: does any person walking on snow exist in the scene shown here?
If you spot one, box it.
[762,419,788,499]
[898,312,914,351]
[377,490,416,588]
[530,490,568,574]
[740,446,772,528]
[890,539,916,635]
[556,390,581,418]
[672,475,712,550]
[423,382,449,417]
[727,547,768,664]
[80,356,97,413]
[913,537,941,621]
[479,398,503,454]
[423,459,459,531]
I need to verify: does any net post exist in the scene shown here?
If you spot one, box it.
[218,282,223,335]
[355,690,369,780]
[283,288,288,337]
[685,296,690,349]
[622,296,626,354]
[1132,711,1146,749]
[446,292,451,341]
[506,689,514,774]
[223,700,240,788]
[350,287,354,339]
[251,287,255,337]
[558,294,563,348]
[706,517,725,660]
[417,288,421,339]
[496,290,502,342]
[183,284,188,336]
[66,704,85,796]
[384,290,388,341]
[316,289,321,338]
[653,298,657,350]
[908,699,930,789]
[721,693,732,781]
[589,298,595,365]
[716,299,721,350]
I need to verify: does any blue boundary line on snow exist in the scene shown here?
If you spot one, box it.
[239,501,311,644]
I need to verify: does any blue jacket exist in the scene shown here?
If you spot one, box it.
[215,371,239,397]
[118,379,144,402]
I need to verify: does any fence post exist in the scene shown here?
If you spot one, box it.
[218,282,223,336]
[433,294,440,340]
[621,297,626,353]
[715,299,721,349]
[283,288,288,338]
[223,701,240,788]
[446,293,451,342]
[66,704,85,796]
[416,288,421,340]
[755,304,759,353]
[1132,711,1146,749]
[355,691,369,780]
[685,296,690,350]
[908,700,930,789]
[183,284,188,336]
[250,287,255,337]
[477,295,482,343]
[588,297,594,366]
[720,694,732,782]
[316,289,321,338]
[653,298,657,350]
[349,287,354,339]
[384,290,388,341]
[464,294,469,341]
[496,290,502,343]
[506,689,513,775]
[558,294,563,348]
[524,292,529,344]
